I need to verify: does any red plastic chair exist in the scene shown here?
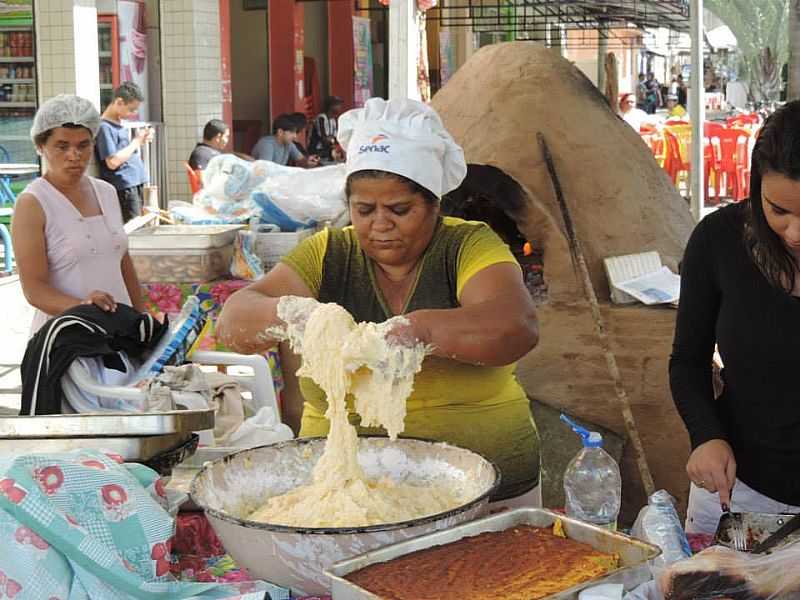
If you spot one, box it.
[735,136,752,201]
[662,129,685,185]
[704,122,727,201]
[183,161,202,195]
[640,131,666,166]
[726,114,759,130]
[711,128,750,201]
[663,126,715,200]
[639,123,658,135]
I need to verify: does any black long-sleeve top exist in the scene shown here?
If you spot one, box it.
[670,202,800,505]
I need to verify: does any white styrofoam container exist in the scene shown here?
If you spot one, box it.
[128,225,245,251]
[130,245,233,283]
[241,229,314,271]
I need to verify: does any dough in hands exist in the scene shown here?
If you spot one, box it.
[248,299,459,528]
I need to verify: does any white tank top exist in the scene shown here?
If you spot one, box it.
[25,176,131,334]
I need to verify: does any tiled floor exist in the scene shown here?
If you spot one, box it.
[0,275,32,413]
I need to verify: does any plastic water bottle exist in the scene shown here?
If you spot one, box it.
[561,414,622,531]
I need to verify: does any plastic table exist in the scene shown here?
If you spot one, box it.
[0,163,38,272]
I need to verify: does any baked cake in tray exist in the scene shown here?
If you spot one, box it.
[345,524,619,600]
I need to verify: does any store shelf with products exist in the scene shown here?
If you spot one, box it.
[0,28,33,59]
[0,8,38,169]
[98,15,120,112]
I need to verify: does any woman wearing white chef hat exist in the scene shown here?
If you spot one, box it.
[219,98,541,503]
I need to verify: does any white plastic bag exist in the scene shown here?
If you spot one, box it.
[623,580,662,600]
[255,162,348,225]
[631,490,692,572]
[579,583,624,600]
[226,407,294,448]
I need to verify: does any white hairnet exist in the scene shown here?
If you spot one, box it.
[30,94,101,142]
[338,98,467,198]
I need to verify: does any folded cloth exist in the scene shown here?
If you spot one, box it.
[145,364,209,413]
[20,304,167,415]
[204,372,246,446]
[0,449,272,599]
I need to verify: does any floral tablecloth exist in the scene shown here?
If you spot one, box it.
[141,279,284,399]
[174,513,329,599]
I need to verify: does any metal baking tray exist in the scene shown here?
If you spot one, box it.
[715,512,800,553]
[0,409,214,438]
[327,508,661,600]
[0,432,191,461]
[128,225,245,250]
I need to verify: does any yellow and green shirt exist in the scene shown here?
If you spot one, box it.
[282,216,540,499]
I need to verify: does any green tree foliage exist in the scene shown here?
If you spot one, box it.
[706,0,789,100]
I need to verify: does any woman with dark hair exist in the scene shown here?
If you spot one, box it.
[670,101,800,534]
[219,98,541,505]
[12,95,143,334]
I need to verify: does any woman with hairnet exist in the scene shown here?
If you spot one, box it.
[12,95,144,334]
[219,98,541,505]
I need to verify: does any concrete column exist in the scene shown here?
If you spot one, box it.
[597,19,609,94]
[219,0,233,148]
[454,6,474,70]
[389,0,420,100]
[267,0,305,118]
[689,0,705,221]
[160,0,223,202]
[549,22,564,56]
[35,0,100,109]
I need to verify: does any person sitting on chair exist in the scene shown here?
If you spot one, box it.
[309,95,344,162]
[251,114,319,168]
[188,119,230,171]
[667,94,688,119]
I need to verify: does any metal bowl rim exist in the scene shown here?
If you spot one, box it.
[189,435,501,535]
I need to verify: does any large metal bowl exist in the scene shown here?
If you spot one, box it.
[189,437,499,595]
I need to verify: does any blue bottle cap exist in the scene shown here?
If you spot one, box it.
[560,414,604,448]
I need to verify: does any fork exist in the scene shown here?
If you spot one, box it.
[729,518,748,552]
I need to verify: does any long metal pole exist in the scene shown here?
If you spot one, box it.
[690,0,705,222]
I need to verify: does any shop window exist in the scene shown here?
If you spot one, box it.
[441,164,548,303]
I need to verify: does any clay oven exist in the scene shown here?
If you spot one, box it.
[433,41,697,514]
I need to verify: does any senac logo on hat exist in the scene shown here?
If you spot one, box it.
[359,134,391,154]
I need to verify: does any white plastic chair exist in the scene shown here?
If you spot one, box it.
[61,350,279,447]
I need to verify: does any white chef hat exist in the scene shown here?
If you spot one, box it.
[31,94,101,142]
[338,98,467,199]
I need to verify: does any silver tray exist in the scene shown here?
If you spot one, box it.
[0,432,191,461]
[327,508,661,600]
[715,512,800,552]
[128,225,245,250]
[0,409,214,438]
